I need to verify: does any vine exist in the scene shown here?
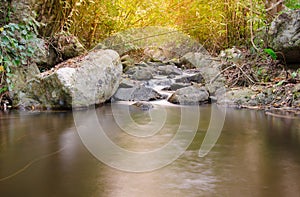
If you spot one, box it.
[0,18,39,98]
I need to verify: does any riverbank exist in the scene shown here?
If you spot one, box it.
[114,47,300,118]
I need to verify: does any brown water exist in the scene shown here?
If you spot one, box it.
[0,104,300,197]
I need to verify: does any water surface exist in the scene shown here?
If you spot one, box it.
[0,104,300,197]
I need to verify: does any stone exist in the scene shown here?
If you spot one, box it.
[10,64,41,93]
[143,47,169,62]
[217,88,256,107]
[30,38,49,66]
[12,49,122,109]
[131,68,154,81]
[9,0,37,23]
[131,101,154,111]
[162,83,191,91]
[0,0,10,26]
[268,9,300,63]
[146,78,173,87]
[219,47,243,62]
[175,73,205,84]
[199,61,225,95]
[168,85,210,105]
[49,33,86,65]
[179,52,213,69]
[112,86,166,101]
[120,55,135,72]
[119,78,140,88]
[157,65,182,76]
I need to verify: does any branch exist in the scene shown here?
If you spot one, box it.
[210,64,236,84]
[237,65,256,84]
[266,0,284,12]
[250,0,259,51]
[265,111,299,119]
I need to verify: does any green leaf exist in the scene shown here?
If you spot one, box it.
[13,59,21,66]
[6,73,14,77]
[0,86,8,94]
[264,48,277,60]
[21,29,28,35]
[1,35,10,45]
[5,65,10,73]
[276,80,285,86]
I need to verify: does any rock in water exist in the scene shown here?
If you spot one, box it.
[268,9,300,63]
[112,86,165,101]
[131,102,154,111]
[13,49,122,109]
[168,85,210,105]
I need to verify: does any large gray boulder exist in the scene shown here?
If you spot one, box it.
[13,49,122,109]
[168,85,210,105]
[268,9,300,63]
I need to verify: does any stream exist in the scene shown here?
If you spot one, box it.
[0,104,300,197]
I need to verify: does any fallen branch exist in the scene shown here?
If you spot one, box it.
[210,64,236,84]
[210,63,256,85]
[236,64,256,84]
[265,111,299,119]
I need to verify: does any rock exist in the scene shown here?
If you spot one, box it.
[119,78,140,88]
[126,65,155,81]
[175,73,205,84]
[293,84,300,107]
[147,61,166,67]
[9,0,37,23]
[199,61,225,95]
[157,65,182,76]
[146,77,173,87]
[120,55,135,73]
[268,9,300,63]
[113,86,166,101]
[10,64,41,93]
[29,33,86,69]
[143,47,170,62]
[293,83,300,93]
[131,68,153,81]
[55,33,86,59]
[135,62,149,67]
[217,88,256,107]
[30,38,49,66]
[13,49,122,109]
[219,47,243,62]
[0,0,10,26]
[179,52,213,69]
[162,83,191,91]
[16,96,42,111]
[131,101,154,111]
[168,85,210,105]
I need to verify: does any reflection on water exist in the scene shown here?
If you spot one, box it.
[0,105,300,197]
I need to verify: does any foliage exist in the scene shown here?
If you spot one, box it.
[285,0,300,9]
[264,48,277,60]
[0,20,39,92]
[37,0,272,52]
